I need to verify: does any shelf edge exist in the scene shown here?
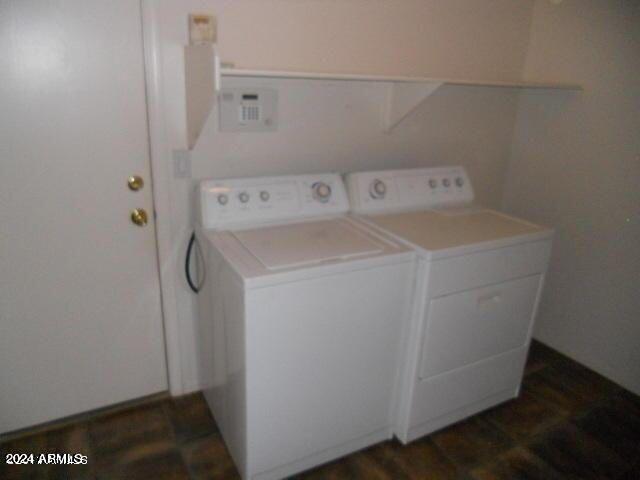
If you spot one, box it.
[220,68,582,90]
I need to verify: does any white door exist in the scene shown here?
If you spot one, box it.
[0,0,167,433]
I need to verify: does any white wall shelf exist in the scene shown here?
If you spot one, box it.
[220,68,582,90]
[184,45,582,146]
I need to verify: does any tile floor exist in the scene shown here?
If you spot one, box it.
[1,341,639,479]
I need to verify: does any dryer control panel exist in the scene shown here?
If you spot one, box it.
[198,173,349,229]
[346,166,474,214]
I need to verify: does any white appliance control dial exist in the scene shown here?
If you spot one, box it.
[369,179,387,199]
[455,177,464,187]
[259,190,270,202]
[218,194,229,205]
[428,179,438,189]
[238,192,250,203]
[442,178,451,188]
[312,182,332,203]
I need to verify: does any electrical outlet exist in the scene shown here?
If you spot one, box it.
[173,149,192,179]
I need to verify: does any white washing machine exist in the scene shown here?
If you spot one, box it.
[194,173,414,480]
[346,166,553,443]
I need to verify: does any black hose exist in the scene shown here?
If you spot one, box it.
[186,232,200,293]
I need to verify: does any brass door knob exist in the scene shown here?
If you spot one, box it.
[128,175,144,191]
[131,208,148,226]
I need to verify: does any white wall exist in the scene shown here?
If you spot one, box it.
[504,0,640,394]
[154,0,536,392]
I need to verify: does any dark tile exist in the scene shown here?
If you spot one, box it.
[482,391,564,441]
[330,441,408,480]
[618,462,640,480]
[44,424,93,480]
[525,343,620,409]
[181,433,239,480]
[164,393,218,444]
[528,423,628,480]
[524,341,562,376]
[1,433,49,480]
[389,437,461,480]
[96,447,189,480]
[345,449,398,480]
[522,367,600,415]
[574,396,640,464]
[0,424,93,480]
[1,432,49,453]
[559,360,621,395]
[612,389,640,417]
[295,457,357,480]
[431,417,513,469]
[88,402,174,471]
[0,460,48,480]
[5,374,637,480]
[470,446,563,480]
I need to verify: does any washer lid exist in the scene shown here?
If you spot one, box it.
[368,208,549,252]
[232,218,385,270]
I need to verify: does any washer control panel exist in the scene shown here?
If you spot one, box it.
[346,166,474,213]
[198,173,349,229]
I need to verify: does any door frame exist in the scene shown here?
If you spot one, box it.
[141,0,183,395]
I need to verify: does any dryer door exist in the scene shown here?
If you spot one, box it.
[419,274,542,379]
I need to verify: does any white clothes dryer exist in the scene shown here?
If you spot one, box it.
[346,166,553,443]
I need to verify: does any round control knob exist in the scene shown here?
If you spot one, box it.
[369,179,387,199]
[259,190,270,202]
[217,194,229,205]
[428,179,438,189]
[442,178,451,187]
[238,192,250,204]
[311,182,332,203]
[455,177,464,187]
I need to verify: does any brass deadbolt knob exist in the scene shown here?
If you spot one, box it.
[131,208,148,226]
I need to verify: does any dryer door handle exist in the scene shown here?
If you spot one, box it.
[477,292,501,306]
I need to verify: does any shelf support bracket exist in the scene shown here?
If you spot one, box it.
[185,44,219,149]
[383,81,443,133]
